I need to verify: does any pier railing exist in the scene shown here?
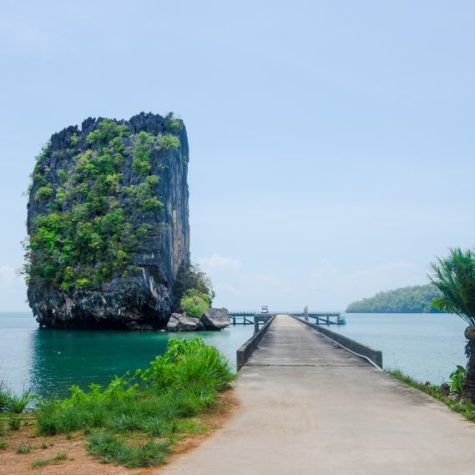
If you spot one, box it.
[230,311,345,327]
[236,314,276,370]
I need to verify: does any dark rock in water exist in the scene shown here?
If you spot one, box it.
[200,308,230,330]
[26,112,190,329]
[167,313,202,332]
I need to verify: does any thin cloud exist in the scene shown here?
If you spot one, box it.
[197,254,242,272]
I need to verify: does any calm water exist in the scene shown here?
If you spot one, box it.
[0,312,253,396]
[0,312,469,396]
[333,313,467,384]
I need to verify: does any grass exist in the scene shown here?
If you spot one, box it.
[30,452,68,469]
[0,439,6,449]
[87,431,168,468]
[34,338,234,468]
[0,383,31,434]
[16,442,32,454]
[0,384,31,415]
[9,416,21,431]
[388,369,475,422]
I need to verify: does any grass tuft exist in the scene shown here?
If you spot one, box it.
[9,416,21,431]
[388,369,475,422]
[87,431,168,468]
[30,452,68,469]
[0,439,7,449]
[16,443,32,454]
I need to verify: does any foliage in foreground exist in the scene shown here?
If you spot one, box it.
[388,369,475,422]
[0,384,31,418]
[431,247,475,401]
[346,284,442,313]
[431,248,475,325]
[36,338,234,467]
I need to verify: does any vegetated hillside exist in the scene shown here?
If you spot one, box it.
[346,284,443,313]
[26,112,196,329]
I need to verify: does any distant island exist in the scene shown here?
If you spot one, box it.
[346,284,443,313]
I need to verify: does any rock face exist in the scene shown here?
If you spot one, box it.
[26,112,190,329]
[166,313,202,332]
[200,308,231,330]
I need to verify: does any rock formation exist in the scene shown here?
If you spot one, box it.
[26,112,190,329]
[166,308,231,332]
[200,308,231,330]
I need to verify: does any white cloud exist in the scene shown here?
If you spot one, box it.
[197,254,242,272]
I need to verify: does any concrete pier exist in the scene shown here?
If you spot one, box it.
[164,315,475,474]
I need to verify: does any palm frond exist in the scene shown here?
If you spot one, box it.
[430,248,475,325]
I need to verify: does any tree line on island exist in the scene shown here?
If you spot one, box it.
[346,284,442,313]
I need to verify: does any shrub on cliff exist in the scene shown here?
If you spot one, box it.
[180,289,212,318]
[174,263,214,313]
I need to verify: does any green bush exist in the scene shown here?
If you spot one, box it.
[175,264,214,312]
[450,366,467,395]
[35,185,54,201]
[36,338,234,467]
[180,289,211,318]
[158,133,180,151]
[164,113,182,133]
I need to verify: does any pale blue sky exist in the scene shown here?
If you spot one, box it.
[1,0,474,311]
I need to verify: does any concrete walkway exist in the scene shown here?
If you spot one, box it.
[163,315,475,475]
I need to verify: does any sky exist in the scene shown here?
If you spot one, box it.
[0,0,474,312]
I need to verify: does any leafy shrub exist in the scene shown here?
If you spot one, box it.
[450,366,466,395]
[175,264,214,311]
[158,133,180,151]
[35,185,54,201]
[180,289,211,318]
[164,113,182,133]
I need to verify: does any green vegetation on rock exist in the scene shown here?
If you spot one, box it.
[176,264,214,317]
[180,289,212,318]
[346,284,442,313]
[26,118,180,291]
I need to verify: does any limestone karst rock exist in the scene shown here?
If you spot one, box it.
[26,112,190,329]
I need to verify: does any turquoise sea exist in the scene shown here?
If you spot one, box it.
[0,312,253,396]
[0,312,468,396]
[333,313,467,384]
